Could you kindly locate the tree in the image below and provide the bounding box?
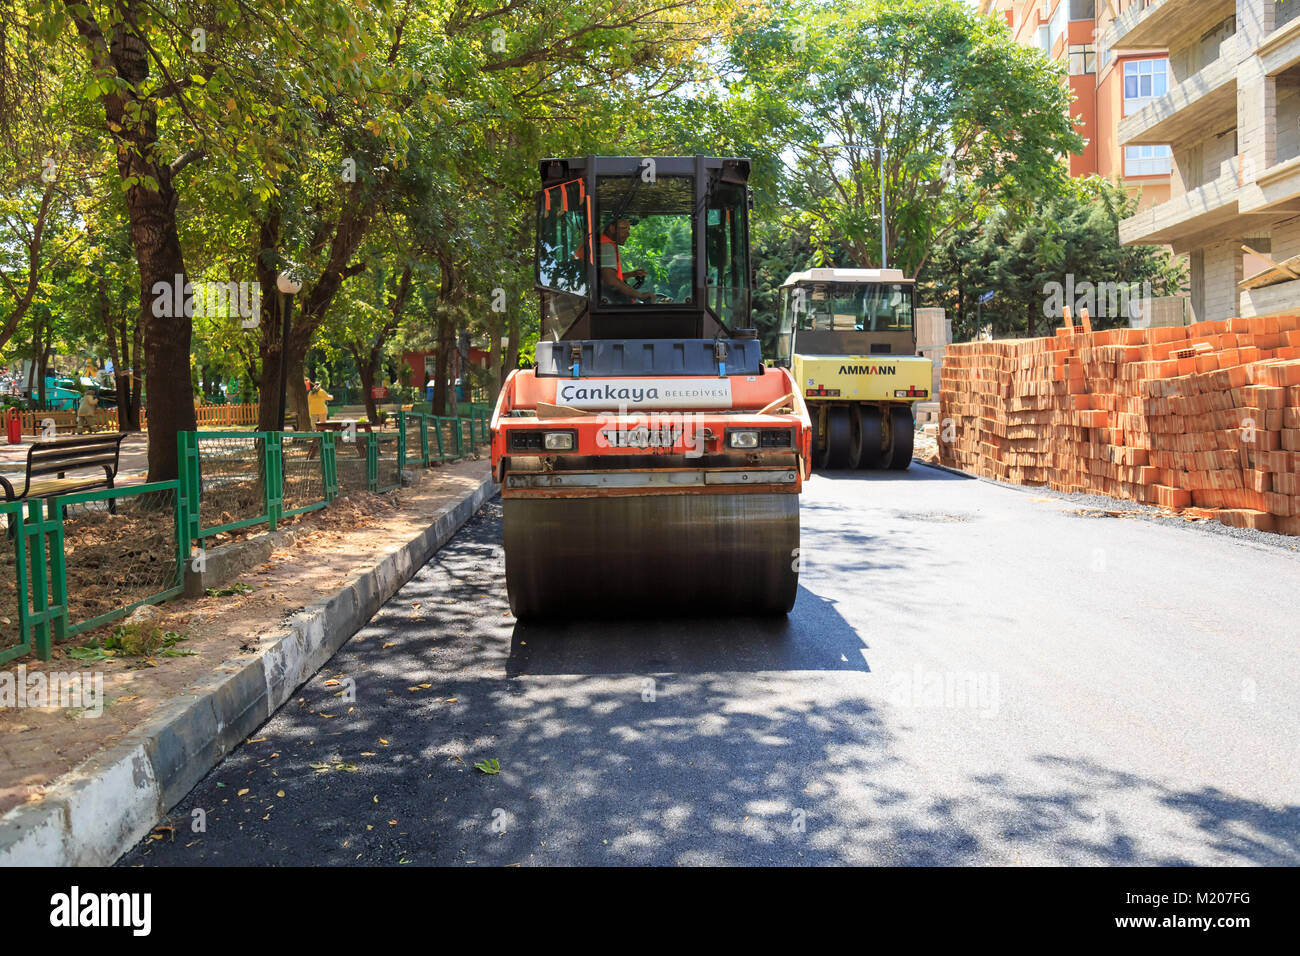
[921,177,1186,341]
[28,0,409,477]
[724,0,1084,277]
[0,3,97,352]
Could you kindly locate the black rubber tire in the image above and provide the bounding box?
[855,404,886,470]
[888,405,915,470]
[815,407,832,470]
[825,405,853,469]
[848,403,865,469]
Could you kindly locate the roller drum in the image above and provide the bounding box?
[503,492,800,620]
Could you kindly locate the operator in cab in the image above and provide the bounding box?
[598,218,654,304]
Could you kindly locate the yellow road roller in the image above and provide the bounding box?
[773,268,931,470]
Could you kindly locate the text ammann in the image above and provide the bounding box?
[838,365,897,375]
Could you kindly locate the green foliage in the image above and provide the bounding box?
[921,177,1187,341]
[4,0,1175,401]
[723,0,1083,276]
[67,625,191,660]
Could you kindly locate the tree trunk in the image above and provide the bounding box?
[433,311,453,417]
[288,356,311,431]
[62,5,197,478]
[275,186,377,427]
[38,337,52,409]
[129,312,144,429]
[357,355,379,422]
[34,317,47,407]
[99,282,137,431]
[254,203,283,431]
[256,311,285,433]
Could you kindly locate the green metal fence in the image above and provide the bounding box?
[397,410,490,467]
[1,501,33,665]
[0,482,185,663]
[374,433,401,493]
[50,482,185,638]
[335,430,370,497]
[0,416,492,663]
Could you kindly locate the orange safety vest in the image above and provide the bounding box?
[600,234,623,280]
[578,232,623,280]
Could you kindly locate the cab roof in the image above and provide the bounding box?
[780,268,911,287]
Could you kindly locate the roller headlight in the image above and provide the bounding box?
[728,430,759,449]
[544,431,575,451]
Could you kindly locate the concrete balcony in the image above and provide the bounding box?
[1240,154,1300,215]
[1108,0,1235,52]
[1118,36,1238,147]
[1119,157,1239,247]
[1260,13,1300,76]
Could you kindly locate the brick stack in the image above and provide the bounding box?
[939,314,1300,535]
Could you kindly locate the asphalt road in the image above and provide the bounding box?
[121,465,1300,865]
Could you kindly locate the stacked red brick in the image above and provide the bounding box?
[939,315,1300,535]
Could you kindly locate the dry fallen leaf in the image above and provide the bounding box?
[383,642,396,649]
[379,738,389,746]
[237,788,249,796]
[276,790,285,798]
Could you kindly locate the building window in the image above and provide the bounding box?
[1123,59,1168,112]
[1068,44,1097,75]
[1125,145,1172,176]
[1069,0,1096,18]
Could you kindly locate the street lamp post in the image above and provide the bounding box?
[819,141,889,269]
[275,271,302,431]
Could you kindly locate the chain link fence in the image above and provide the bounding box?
[375,433,402,492]
[190,433,269,536]
[334,432,370,497]
[54,484,184,637]
[281,433,328,516]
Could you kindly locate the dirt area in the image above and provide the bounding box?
[914,425,940,464]
[0,457,491,815]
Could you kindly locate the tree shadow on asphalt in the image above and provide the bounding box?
[117,501,1298,868]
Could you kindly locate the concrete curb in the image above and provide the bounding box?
[913,459,976,479]
[0,474,497,866]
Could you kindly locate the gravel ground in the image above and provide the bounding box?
[921,461,1300,554]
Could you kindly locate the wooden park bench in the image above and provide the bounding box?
[309,419,373,459]
[0,433,128,511]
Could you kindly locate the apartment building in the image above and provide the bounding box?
[1109,0,1300,321]
[979,0,1172,209]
